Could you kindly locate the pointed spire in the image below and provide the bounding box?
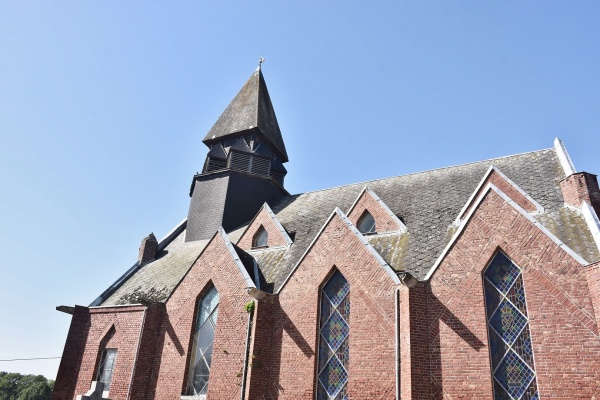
[203,67,288,162]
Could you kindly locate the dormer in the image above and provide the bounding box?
[347,187,407,235]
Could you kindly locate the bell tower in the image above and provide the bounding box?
[186,65,289,242]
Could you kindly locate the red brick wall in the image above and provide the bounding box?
[585,262,600,330]
[560,172,600,216]
[460,169,539,218]
[347,189,402,233]
[52,305,147,400]
[149,233,255,400]
[257,212,398,399]
[129,303,165,400]
[53,306,91,400]
[245,295,278,400]
[427,189,600,398]
[237,206,289,250]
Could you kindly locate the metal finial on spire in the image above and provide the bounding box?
[258,57,265,68]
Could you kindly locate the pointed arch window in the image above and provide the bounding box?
[483,252,539,400]
[357,210,376,234]
[253,226,268,248]
[317,270,350,400]
[185,285,220,397]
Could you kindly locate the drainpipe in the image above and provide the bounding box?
[395,287,400,399]
[240,306,254,400]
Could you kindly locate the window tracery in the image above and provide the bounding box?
[185,285,220,397]
[317,270,350,400]
[484,252,539,400]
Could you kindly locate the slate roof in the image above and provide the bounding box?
[202,67,289,162]
[98,147,600,306]
[237,147,599,292]
[101,232,209,306]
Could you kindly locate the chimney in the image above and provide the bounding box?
[560,172,600,216]
[138,233,158,265]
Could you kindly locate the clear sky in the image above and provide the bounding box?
[1,1,599,379]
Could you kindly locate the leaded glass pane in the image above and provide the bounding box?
[484,278,503,318]
[321,311,349,351]
[488,328,508,368]
[513,326,535,369]
[323,273,350,307]
[484,252,520,294]
[483,252,539,400]
[507,278,527,316]
[186,286,220,396]
[489,300,527,345]
[318,356,348,397]
[495,350,535,399]
[317,271,349,400]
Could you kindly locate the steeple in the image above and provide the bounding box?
[203,65,288,162]
[185,66,290,242]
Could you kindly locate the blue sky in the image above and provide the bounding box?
[1,1,599,379]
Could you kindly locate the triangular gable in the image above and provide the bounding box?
[277,207,401,293]
[347,186,407,234]
[425,183,588,281]
[455,165,543,223]
[166,227,256,303]
[237,203,293,250]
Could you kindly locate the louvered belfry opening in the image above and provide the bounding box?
[201,132,287,186]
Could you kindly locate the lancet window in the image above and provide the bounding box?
[185,285,220,397]
[483,252,539,400]
[317,270,350,400]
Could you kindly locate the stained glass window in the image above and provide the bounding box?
[185,285,220,396]
[317,270,350,400]
[483,252,539,400]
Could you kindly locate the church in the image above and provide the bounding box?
[52,66,600,400]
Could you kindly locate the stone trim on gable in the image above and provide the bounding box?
[455,165,544,223]
[236,203,293,250]
[426,183,588,281]
[277,207,401,294]
[347,186,407,234]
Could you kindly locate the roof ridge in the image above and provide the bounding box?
[288,147,555,197]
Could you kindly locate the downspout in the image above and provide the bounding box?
[240,307,254,400]
[127,306,147,400]
[395,287,400,400]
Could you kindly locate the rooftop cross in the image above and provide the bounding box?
[258,57,265,68]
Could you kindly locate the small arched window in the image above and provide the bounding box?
[185,285,220,397]
[357,210,376,234]
[253,226,268,248]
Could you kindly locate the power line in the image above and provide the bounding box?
[0,357,61,362]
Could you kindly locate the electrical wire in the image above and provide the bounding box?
[0,357,61,361]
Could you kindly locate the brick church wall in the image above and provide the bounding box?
[52,305,147,400]
[426,189,600,399]
[148,233,255,400]
[255,213,398,399]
